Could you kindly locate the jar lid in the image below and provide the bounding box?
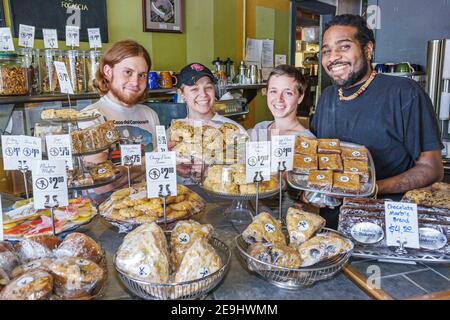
[0,52,18,58]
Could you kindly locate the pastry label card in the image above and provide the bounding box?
[271,135,295,172]
[87,28,102,49]
[385,201,419,249]
[31,160,68,210]
[0,28,14,51]
[120,144,142,166]
[1,135,42,170]
[156,125,168,152]
[145,151,177,198]
[65,25,80,47]
[18,24,35,48]
[46,135,73,170]
[43,29,58,49]
[54,61,74,94]
[245,141,271,183]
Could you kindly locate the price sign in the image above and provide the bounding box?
[145,152,177,198]
[18,24,35,48]
[385,201,420,249]
[87,28,102,49]
[31,160,68,210]
[0,195,3,241]
[271,135,295,172]
[245,141,271,183]
[0,28,15,51]
[65,25,80,47]
[43,29,58,49]
[46,135,73,170]
[156,125,168,152]
[1,135,42,170]
[120,144,142,166]
[53,61,74,94]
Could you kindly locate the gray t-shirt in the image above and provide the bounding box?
[250,120,315,141]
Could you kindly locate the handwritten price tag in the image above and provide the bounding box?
[145,152,177,198]
[87,28,102,49]
[46,135,73,170]
[1,135,42,170]
[18,24,35,48]
[271,135,295,172]
[385,201,420,249]
[43,29,58,49]
[245,141,271,183]
[0,27,15,51]
[31,160,68,210]
[65,25,80,47]
[53,61,74,94]
[120,144,142,166]
[156,125,168,152]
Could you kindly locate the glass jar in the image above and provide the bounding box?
[17,48,41,95]
[86,50,102,92]
[66,50,86,93]
[41,49,61,93]
[0,53,29,95]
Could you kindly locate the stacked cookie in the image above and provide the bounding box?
[293,136,370,194]
[170,120,247,165]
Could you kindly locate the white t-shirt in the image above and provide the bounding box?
[80,95,160,153]
[250,120,315,141]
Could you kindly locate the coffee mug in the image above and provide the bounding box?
[395,62,414,73]
[385,63,396,73]
[159,71,178,89]
[375,63,388,73]
[148,71,159,90]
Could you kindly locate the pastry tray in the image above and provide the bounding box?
[69,166,125,191]
[201,180,284,200]
[287,141,376,198]
[351,246,450,264]
[40,113,101,123]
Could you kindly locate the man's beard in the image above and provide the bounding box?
[109,79,145,106]
[329,54,369,88]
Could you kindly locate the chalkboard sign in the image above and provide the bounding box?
[8,0,108,42]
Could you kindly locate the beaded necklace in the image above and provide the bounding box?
[338,70,377,101]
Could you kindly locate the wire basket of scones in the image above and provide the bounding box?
[0,232,107,300]
[99,182,206,233]
[113,220,231,300]
[235,208,354,288]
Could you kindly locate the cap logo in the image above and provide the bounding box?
[191,64,204,71]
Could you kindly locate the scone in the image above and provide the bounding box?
[294,154,318,174]
[202,125,223,150]
[170,121,194,143]
[318,154,343,171]
[286,207,325,247]
[242,212,286,246]
[174,238,222,283]
[0,270,54,300]
[318,139,341,154]
[49,257,105,299]
[295,136,318,155]
[170,220,214,269]
[115,223,170,283]
[332,172,360,193]
[297,233,353,267]
[11,258,55,278]
[307,170,333,190]
[341,146,368,161]
[343,159,369,182]
[54,233,103,264]
[247,243,301,269]
[220,123,242,146]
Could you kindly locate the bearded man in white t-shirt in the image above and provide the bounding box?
[80,40,159,193]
